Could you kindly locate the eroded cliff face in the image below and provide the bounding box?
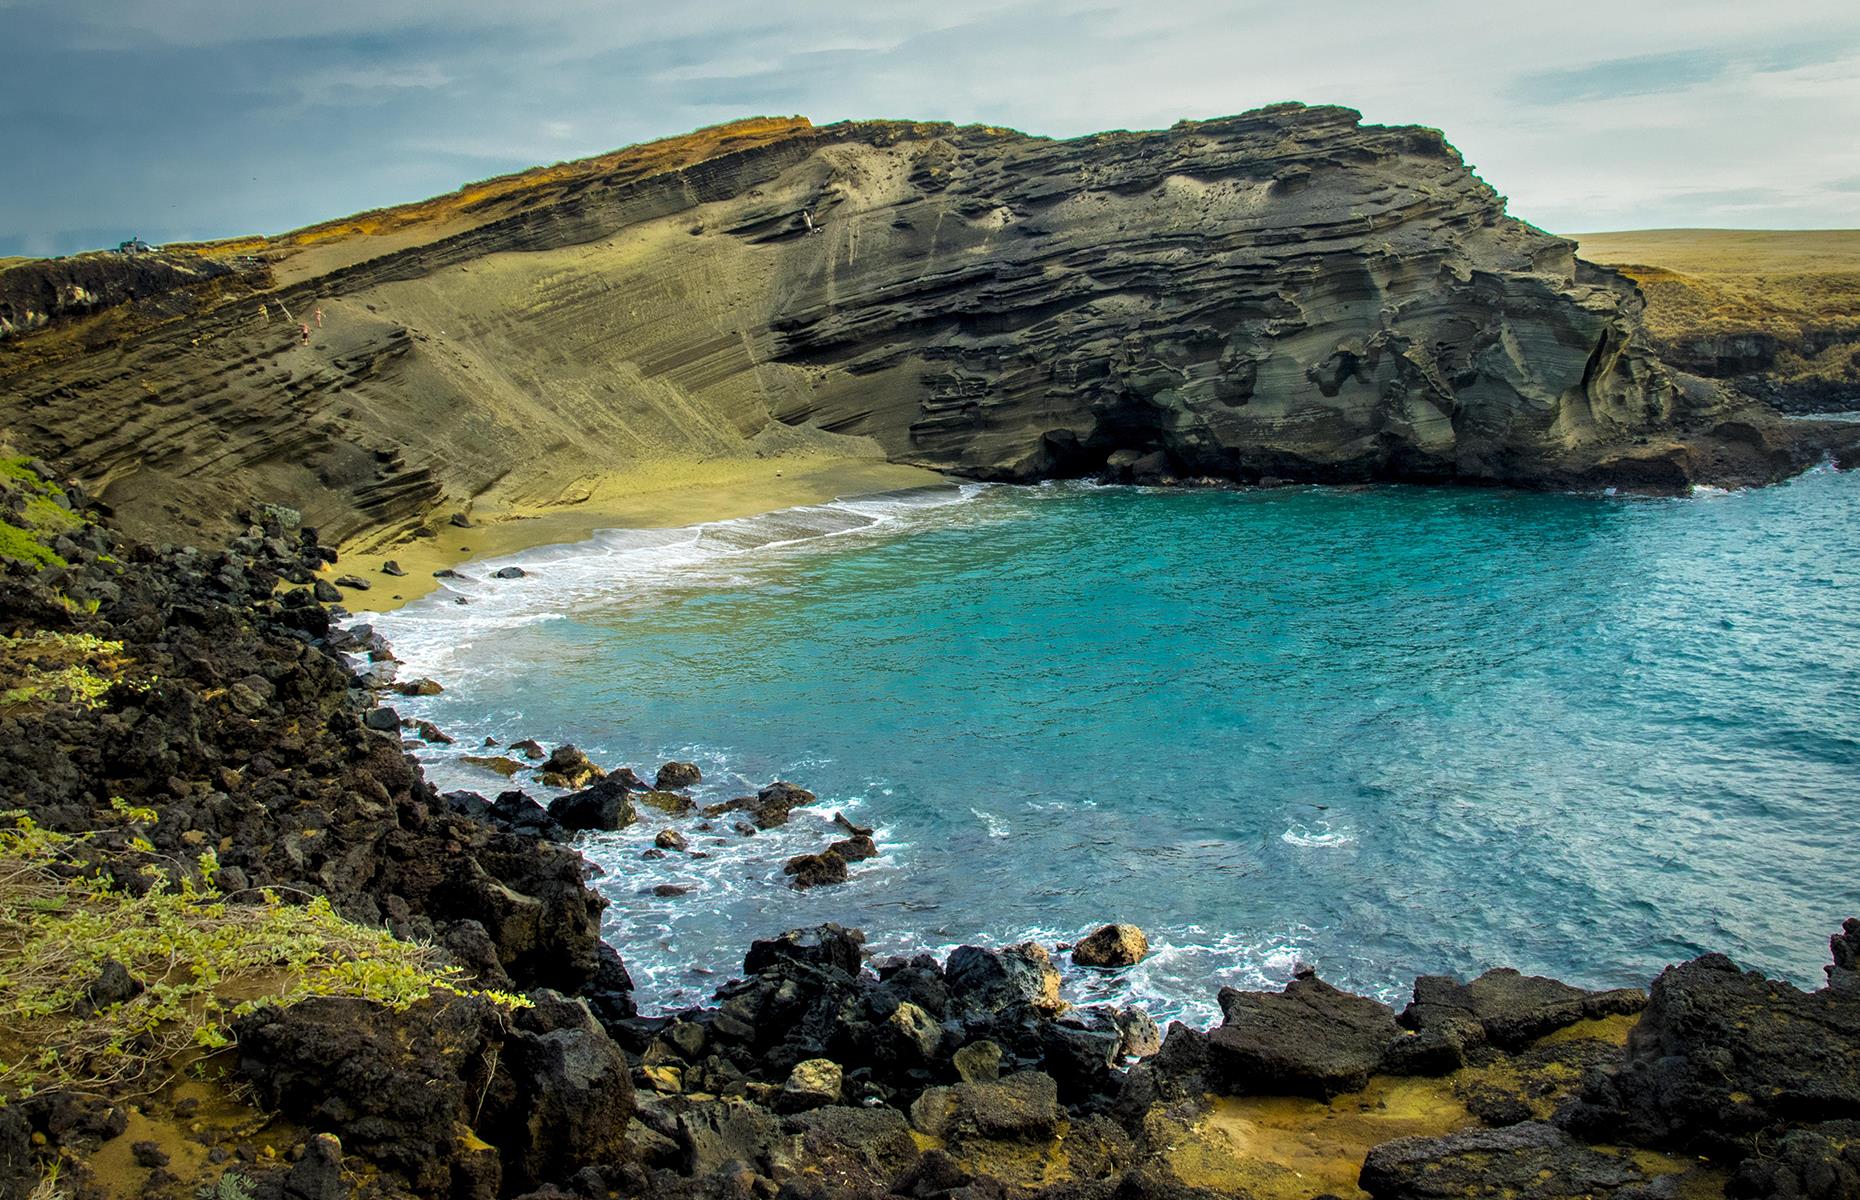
[0,106,1835,547]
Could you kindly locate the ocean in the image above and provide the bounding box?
[365,469,1860,1025]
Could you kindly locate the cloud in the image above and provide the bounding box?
[2,0,1856,252]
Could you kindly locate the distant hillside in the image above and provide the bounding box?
[1576,229,1860,411]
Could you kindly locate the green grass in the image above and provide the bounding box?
[0,819,528,1099]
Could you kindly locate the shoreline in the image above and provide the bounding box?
[335,455,950,613]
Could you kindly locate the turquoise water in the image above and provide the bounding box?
[369,471,1860,1023]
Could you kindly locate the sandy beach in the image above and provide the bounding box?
[333,454,948,612]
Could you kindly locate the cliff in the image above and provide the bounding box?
[2,107,1849,552]
[1576,229,1860,413]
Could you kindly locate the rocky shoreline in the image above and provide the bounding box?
[2,460,1858,1200]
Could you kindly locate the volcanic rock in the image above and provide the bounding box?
[1209,975,1401,1098]
[655,760,702,789]
[1073,923,1150,968]
[1359,1122,1667,1199]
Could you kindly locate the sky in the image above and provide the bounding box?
[2,0,1857,256]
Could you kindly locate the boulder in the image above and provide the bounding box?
[677,1099,782,1177]
[540,744,603,790]
[784,849,849,889]
[461,754,525,777]
[1208,975,1400,1098]
[637,790,696,815]
[946,943,1065,1016]
[1359,1123,1667,1199]
[744,924,866,978]
[393,677,443,696]
[412,719,452,744]
[508,738,546,760]
[653,829,687,852]
[495,993,635,1191]
[655,761,702,790]
[1399,967,1644,1049]
[280,1133,346,1200]
[779,1106,920,1192]
[827,833,878,862]
[312,579,342,603]
[334,574,371,590]
[381,560,406,576]
[492,566,527,579]
[908,1071,1061,1143]
[1073,923,1150,968]
[547,778,638,832]
[710,781,817,829]
[778,1059,843,1112]
[1564,941,1860,1158]
[953,1040,1003,1083]
[362,706,401,732]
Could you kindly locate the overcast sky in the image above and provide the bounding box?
[3,0,1856,256]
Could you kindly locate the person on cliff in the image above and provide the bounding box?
[298,322,310,345]
[314,305,324,328]
[257,302,269,325]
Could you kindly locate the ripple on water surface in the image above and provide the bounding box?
[365,471,1860,1024]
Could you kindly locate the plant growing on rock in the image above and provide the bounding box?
[0,818,525,1100]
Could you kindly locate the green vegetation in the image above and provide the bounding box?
[0,818,526,1100]
[0,632,130,713]
[0,455,77,569]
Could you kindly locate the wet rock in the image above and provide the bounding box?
[833,812,873,837]
[508,738,546,760]
[462,754,525,776]
[540,744,603,790]
[1208,975,1401,1098]
[778,1059,843,1112]
[784,849,849,889]
[710,781,817,829]
[946,943,1065,1016]
[1359,1122,1665,1199]
[412,719,452,744]
[1116,1008,1163,1059]
[362,707,401,732]
[654,829,688,852]
[1073,923,1150,968]
[1399,967,1644,1049]
[1830,918,1860,995]
[827,833,878,862]
[743,925,866,978]
[656,761,702,790]
[547,778,638,832]
[638,790,697,815]
[1564,940,1860,1158]
[492,566,527,579]
[393,677,443,696]
[909,1071,1061,1143]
